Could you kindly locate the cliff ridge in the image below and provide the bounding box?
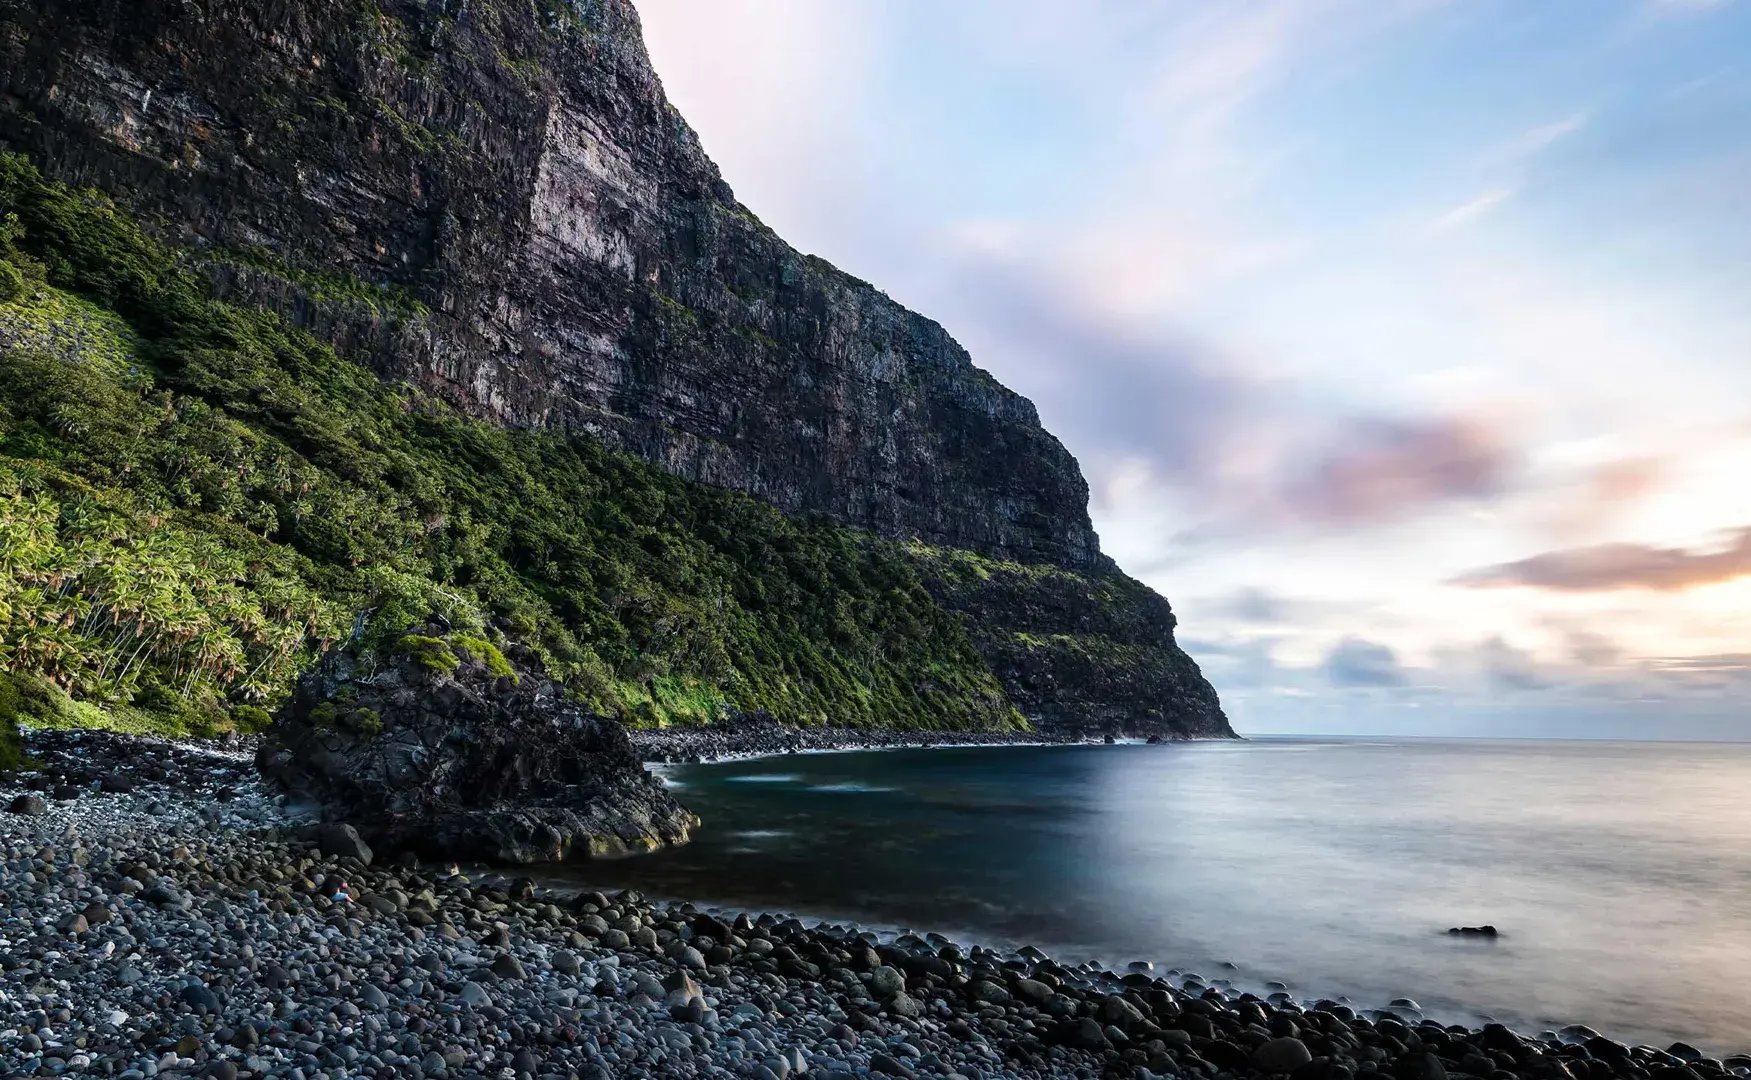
[0,0,1232,739]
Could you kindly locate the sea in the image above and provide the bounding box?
[550,737,1751,1055]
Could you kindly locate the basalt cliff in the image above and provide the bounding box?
[0,0,1231,740]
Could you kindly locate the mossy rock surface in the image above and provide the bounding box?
[259,617,697,863]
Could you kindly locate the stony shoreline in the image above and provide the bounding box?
[4,729,1744,1080]
[629,715,1225,764]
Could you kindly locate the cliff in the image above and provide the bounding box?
[0,0,1232,738]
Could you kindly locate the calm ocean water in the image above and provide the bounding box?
[553,738,1751,1055]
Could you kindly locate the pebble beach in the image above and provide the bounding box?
[4,729,1746,1080]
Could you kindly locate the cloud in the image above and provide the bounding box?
[1525,453,1669,542]
[1456,526,1751,591]
[1279,415,1517,526]
[634,0,886,254]
[1587,455,1667,503]
[948,255,1528,533]
[1325,637,1407,687]
[1565,628,1627,668]
[1488,113,1590,165]
[1428,188,1514,232]
[1477,636,1554,691]
[932,248,1258,488]
[1423,115,1587,233]
[1180,635,1288,690]
[1212,587,1285,623]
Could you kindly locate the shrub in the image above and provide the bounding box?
[230,704,275,733]
[348,707,383,736]
[395,634,459,675]
[0,713,20,775]
[453,634,516,680]
[0,670,80,727]
[0,258,23,302]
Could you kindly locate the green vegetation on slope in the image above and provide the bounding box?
[0,152,1021,735]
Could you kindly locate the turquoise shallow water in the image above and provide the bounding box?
[552,737,1751,1054]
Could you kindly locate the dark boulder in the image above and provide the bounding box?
[1447,925,1500,938]
[258,617,697,864]
[316,823,374,865]
[6,793,46,816]
[1396,1051,1450,1080]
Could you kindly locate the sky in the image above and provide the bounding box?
[633,0,1751,739]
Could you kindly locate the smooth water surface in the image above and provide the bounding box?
[555,738,1751,1053]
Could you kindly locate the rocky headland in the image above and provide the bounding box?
[5,727,1746,1080]
[0,0,1231,744]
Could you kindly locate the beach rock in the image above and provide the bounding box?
[1478,1024,1525,1052]
[662,970,702,1011]
[317,823,373,865]
[887,992,923,1018]
[870,1053,916,1079]
[7,793,46,815]
[457,981,492,1008]
[1396,1051,1449,1080]
[1012,978,1054,1006]
[552,950,582,975]
[259,618,698,863]
[144,883,190,911]
[1098,994,1147,1029]
[869,965,907,999]
[1447,925,1499,938]
[1056,1016,1111,1052]
[1255,1037,1315,1073]
[1201,1040,1253,1072]
[1584,1036,1633,1065]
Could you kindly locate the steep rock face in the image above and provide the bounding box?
[0,0,1097,569]
[0,0,1233,738]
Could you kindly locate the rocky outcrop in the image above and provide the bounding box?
[914,552,1231,739]
[258,619,697,863]
[0,0,1232,738]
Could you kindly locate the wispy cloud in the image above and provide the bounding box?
[1279,415,1517,525]
[1486,113,1591,166]
[1427,187,1516,232]
[1456,527,1751,591]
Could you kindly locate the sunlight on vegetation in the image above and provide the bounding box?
[0,152,1020,736]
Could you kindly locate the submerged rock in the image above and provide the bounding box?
[258,617,697,863]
